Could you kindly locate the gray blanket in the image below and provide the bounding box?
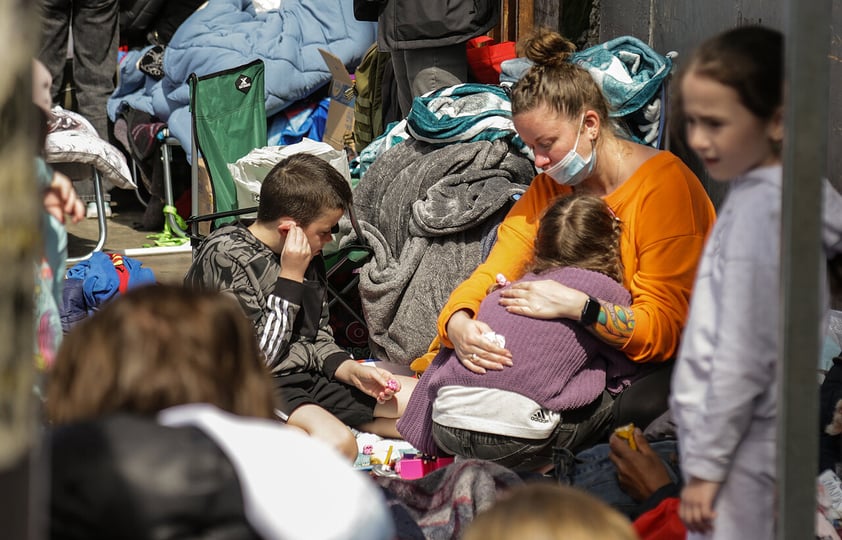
[347,138,535,364]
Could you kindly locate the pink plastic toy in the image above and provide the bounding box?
[386,379,399,392]
[396,456,455,479]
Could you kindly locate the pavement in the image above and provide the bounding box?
[65,188,193,285]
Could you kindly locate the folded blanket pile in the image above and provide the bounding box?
[347,137,534,365]
[356,83,532,179]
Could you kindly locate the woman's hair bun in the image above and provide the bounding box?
[519,27,577,68]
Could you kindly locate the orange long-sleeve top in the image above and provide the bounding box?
[431,151,715,367]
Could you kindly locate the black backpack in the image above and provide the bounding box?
[352,0,387,21]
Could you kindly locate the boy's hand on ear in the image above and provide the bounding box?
[279,223,312,282]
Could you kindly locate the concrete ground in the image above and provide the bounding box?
[65,188,193,285]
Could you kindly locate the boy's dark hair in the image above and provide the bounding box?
[528,194,624,282]
[256,153,352,225]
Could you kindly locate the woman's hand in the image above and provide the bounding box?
[279,223,312,282]
[446,310,512,374]
[679,476,721,533]
[334,361,399,403]
[498,280,587,320]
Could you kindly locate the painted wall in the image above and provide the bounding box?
[598,0,842,207]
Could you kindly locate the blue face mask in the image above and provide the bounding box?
[543,115,596,186]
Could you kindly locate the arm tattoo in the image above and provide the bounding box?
[591,301,635,347]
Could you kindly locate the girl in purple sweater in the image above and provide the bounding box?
[397,194,642,472]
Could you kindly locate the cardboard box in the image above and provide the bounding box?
[319,48,355,152]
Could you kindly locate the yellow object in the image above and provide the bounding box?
[384,445,394,466]
[614,423,637,450]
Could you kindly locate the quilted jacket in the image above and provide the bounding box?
[377,0,499,50]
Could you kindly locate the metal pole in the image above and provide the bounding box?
[0,1,41,539]
[778,1,832,538]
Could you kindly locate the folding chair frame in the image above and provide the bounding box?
[66,166,108,262]
[325,203,373,328]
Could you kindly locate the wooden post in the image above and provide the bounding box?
[492,0,535,43]
[0,1,42,539]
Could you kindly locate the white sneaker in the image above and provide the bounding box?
[85,201,112,219]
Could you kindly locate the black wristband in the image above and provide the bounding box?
[580,296,601,326]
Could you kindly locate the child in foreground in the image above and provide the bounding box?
[462,483,638,540]
[47,284,394,540]
[671,25,842,538]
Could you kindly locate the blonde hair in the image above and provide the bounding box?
[462,483,639,540]
[511,28,612,127]
[46,284,278,423]
[528,194,624,282]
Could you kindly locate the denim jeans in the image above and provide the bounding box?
[431,391,615,472]
[554,439,682,519]
[390,44,468,116]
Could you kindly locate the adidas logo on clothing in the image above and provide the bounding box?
[530,409,552,424]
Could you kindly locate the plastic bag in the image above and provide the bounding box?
[227,138,351,215]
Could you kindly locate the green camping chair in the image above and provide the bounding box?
[189,59,267,232]
[159,59,267,242]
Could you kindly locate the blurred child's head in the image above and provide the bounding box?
[32,59,53,113]
[47,284,278,423]
[529,194,624,282]
[462,483,639,540]
[676,25,784,181]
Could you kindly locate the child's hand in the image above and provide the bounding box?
[608,428,673,502]
[679,476,721,533]
[336,361,399,403]
[44,171,84,224]
[279,223,312,282]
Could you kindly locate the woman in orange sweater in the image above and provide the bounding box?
[433,29,716,430]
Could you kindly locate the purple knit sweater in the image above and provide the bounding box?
[397,267,638,455]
